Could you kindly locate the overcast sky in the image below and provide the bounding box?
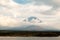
[0,0,60,31]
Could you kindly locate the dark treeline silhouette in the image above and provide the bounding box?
[0,30,59,37]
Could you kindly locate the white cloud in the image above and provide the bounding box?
[53,0,60,4]
[0,0,60,30]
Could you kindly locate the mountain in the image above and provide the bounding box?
[24,16,42,23]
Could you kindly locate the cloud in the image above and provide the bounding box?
[52,0,60,4]
[0,0,60,30]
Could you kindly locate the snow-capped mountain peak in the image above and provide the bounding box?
[24,16,42,23]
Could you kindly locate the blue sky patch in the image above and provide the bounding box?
[13,0,31,4]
